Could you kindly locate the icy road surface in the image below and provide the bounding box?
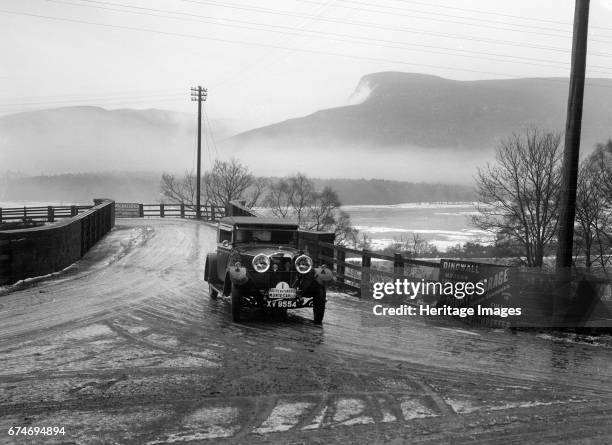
[0,219,611,444]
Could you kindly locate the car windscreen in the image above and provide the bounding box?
[235,229,297,246]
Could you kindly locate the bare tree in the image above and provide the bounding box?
[473,128,562,267]
[160,159,263,209]
[266,178,293,218]
[246,177,268,208]
[358,232,372,250]
[160,171,198,209]
[334,210,359,247]
[306,186,341,231]
[265,173,314,223]
[409,233,435,257]
[265,173,358,245]
[204,158,255,208]
[574,154,608,270]
[288,173,314,225]
[595,140,612,206]
[386,233,438,257]
[576,141,612,273]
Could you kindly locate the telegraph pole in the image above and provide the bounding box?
[191,86,207,219]
[555,0,590,270]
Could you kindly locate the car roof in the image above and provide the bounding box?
[219,216,299,229]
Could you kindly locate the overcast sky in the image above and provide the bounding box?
[2,0,612,132]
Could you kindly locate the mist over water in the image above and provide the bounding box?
[224,142,492,184]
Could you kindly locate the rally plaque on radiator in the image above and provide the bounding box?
[268,282,297,299]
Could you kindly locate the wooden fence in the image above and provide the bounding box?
[306,241,612,327]
[141,204,225,220]
[311,241,440,297]
[114,203,226,220]
[0,205,93,224]
[0,200,115,285]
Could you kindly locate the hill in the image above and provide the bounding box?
[223,73,612,182]
[0,106,233,175]
[229,72,612,150]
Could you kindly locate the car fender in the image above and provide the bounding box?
[314,266,333,286]
[223,272,232,296]
[204,253,218,283]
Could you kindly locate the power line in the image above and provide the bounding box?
[0,93,191,110]
[296,0,581,38]
[0,9,541,79]
[172,0,612,54]
[0,87,184,101]
[391,0,612,32]
[56,0,581,41]
[2,8,612,91]
[40,0,612,72]
[0,91,186,108]
[176,0,612,44]
[172,0,338,90]
[203,118,214,168]
[203,108,219,159]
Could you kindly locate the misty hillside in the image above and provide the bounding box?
[0,173,475,206]
[227,72,612,150]
[3,74,611,184]
[221,73,612,183]
[0,106,233,174]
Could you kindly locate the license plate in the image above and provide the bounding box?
[266,299,298,308]
[268,288,297,299]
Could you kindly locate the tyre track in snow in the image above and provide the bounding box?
[0,219,611,444]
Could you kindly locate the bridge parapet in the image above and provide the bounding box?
[0,199,115,285]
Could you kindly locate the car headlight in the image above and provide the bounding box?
[252,253,270,273]
[295,254,313,274]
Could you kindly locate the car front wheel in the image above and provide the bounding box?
[313,287,326,324]
[231,284,242,322]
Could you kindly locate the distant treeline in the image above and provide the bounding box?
[1,173,164,204]
[314,178,475,205]
[1,172,475,205]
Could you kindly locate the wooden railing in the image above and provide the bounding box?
[310,241,440,297]
[0,202,230,223]
[0,200,115,285]
[114,202,226,220]
[0,205,93,223]
[141,204,225,220]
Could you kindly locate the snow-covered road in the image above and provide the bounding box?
[1,219,611,444]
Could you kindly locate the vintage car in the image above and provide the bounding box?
[204,216,333,323]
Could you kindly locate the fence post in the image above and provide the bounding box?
[180,204,185,218]
[360,249,371,298]
[139,204,144,217]
[160,204,165,218]
[394,253,404,279]
[0,208,3,223]
[337,249,346,284]
[71,205,77,217]
[47,206,54,222]
[23,206,27,220]
[211,205,216,221]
